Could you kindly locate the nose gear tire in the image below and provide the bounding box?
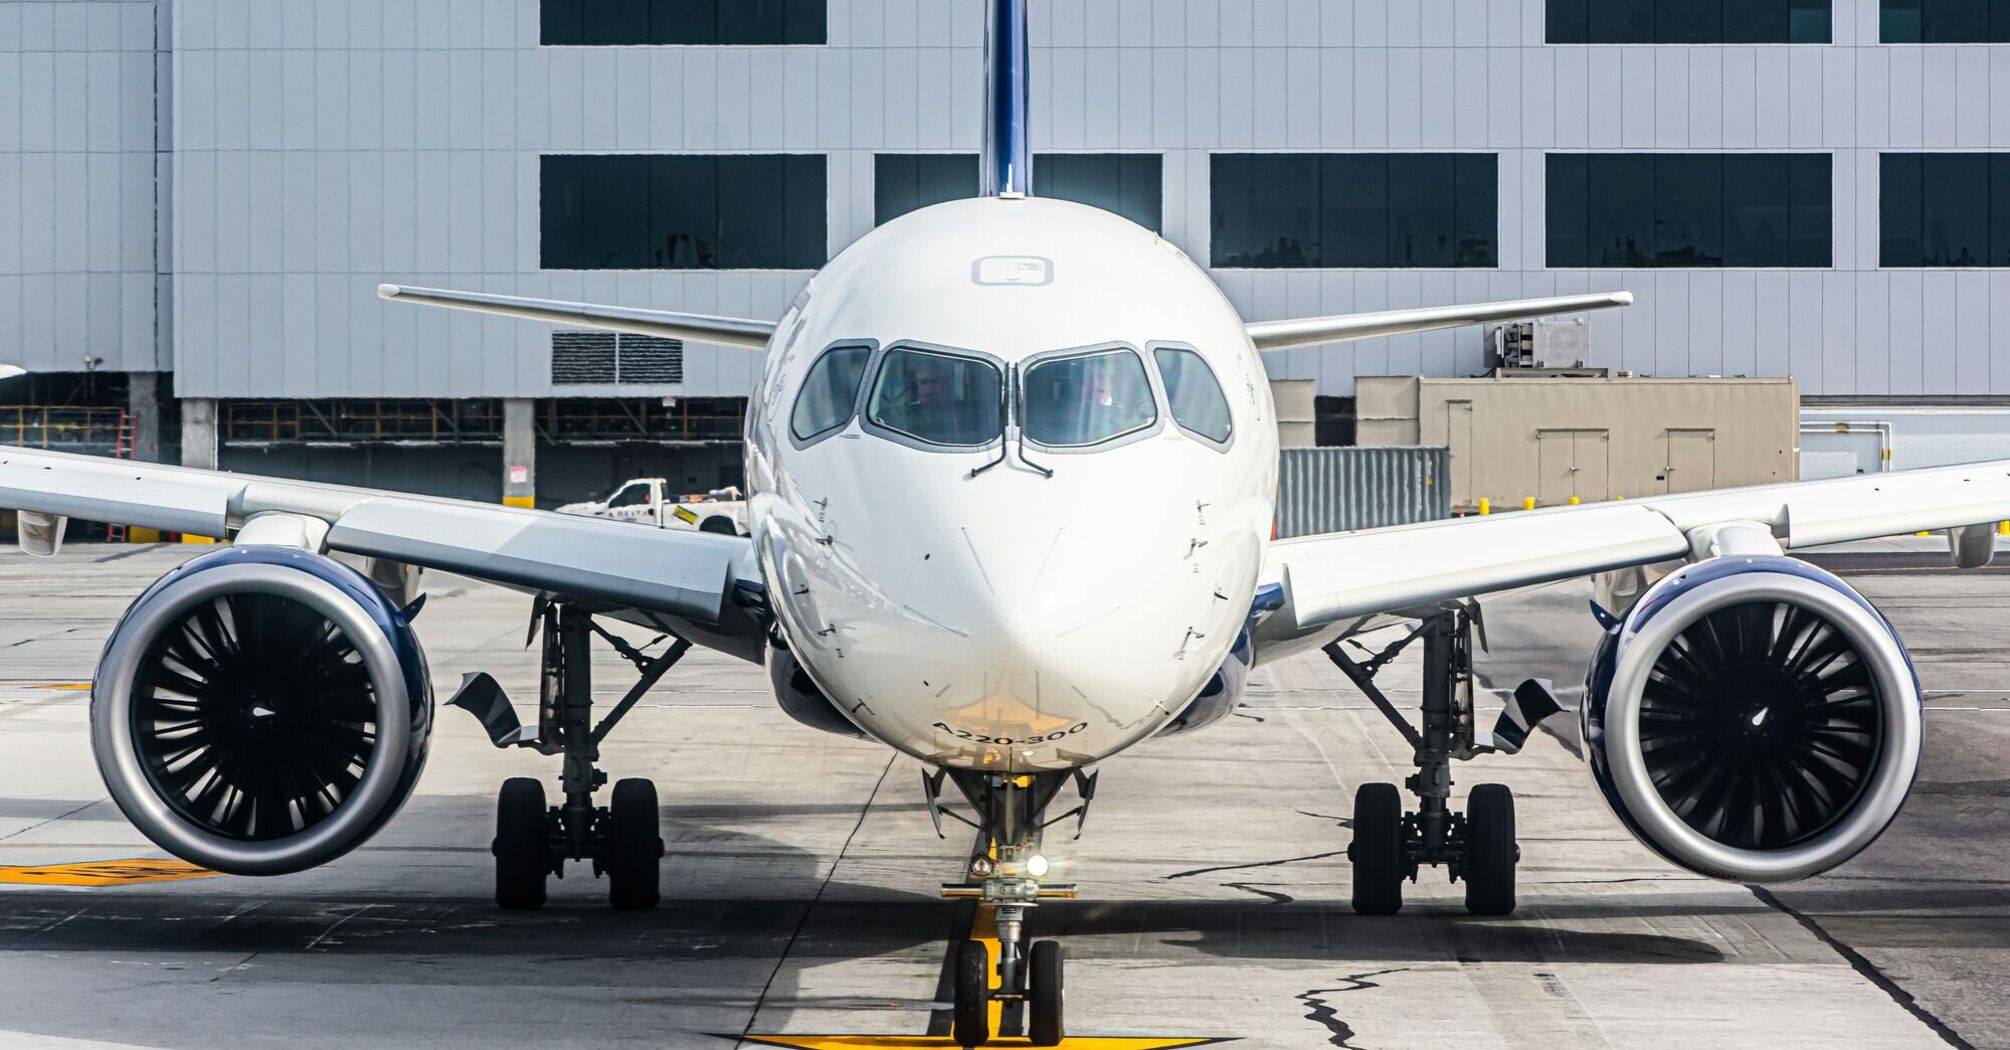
[1028,939,1064,1046]
[953,939,992,1048]
[494,777,549,910]
[1349,782,1405,915]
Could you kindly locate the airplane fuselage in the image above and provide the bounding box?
[746,197,1278,772]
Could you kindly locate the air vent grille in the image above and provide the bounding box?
[551,332,684,385]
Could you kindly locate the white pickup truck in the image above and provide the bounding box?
[555,478,749,536]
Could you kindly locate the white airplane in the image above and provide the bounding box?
[0,2,1997,1045]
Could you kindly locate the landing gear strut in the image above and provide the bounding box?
[930,769,1086,1048]
[450,601,688,910]
[1326,607,1546,917]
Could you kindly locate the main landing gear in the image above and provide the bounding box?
[926,768,1092,1048]
[450,600,690,910]
[1325,606,1560,917]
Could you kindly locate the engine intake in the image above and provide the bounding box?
[1584,555,1921,882]
[91,546,432,875]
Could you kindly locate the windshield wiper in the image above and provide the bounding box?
[968,368,1012,478]
[1010,365,1053,477]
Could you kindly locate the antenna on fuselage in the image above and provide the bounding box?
[981,0,1032,198]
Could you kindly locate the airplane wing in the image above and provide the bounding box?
[0,446,769,661]
[377,284,776,349]
[1245,291,1633,351]
[1256,460,2010,662]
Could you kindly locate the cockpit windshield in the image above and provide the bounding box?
[866,348,1004,447]
[1021,348,1158,447]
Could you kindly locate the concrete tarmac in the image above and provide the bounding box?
[0,544,2002,1049]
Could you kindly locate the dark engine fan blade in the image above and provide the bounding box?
[1638,600,1882,851]
[131,592,381,842]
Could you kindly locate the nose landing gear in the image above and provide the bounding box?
[1325,607,1558,916]
[930,769,1087,1048]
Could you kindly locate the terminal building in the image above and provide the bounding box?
[4,0,2010,505]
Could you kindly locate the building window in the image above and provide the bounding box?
[1547,0,1831,42]
[1881,154,2010,267]
[874,155,977,225]
[872,154,1164,231]
[542,0,827,45]
[1210,154,1498,269]
[1881,0,2010,42]
[541,154,827,270]
[1546,154,1832,268]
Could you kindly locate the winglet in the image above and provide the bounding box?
[377,283,776,350]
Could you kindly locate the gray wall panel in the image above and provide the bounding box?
[8,0,2010,398]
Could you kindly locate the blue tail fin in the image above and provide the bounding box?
[980,0,1031,198]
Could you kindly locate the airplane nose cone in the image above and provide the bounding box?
[898,516,1194,733]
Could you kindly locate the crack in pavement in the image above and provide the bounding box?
[1221,881,1294,904]
[1297,968,1407,1048]
[1165,850,1347,880]
[1749,885,1976,1050]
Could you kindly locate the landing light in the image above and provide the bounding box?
[1027,853,1049,877]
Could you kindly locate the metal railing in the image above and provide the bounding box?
[0,406,131,452]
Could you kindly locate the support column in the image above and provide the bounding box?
[125,372,163,462]
[180,398,217,471]
[503,398,536,508]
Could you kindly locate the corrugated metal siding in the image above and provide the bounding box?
[1275,446,1450,538]
[0,0,164,375]
[9,1,2010,396]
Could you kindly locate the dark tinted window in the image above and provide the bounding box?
[1040,155,1164,232]
[1550,0,1830,42]
[542,155,826,270]
[1211,154,1497,268]
[1881,153,2010,267]
[866,349,1003,447]
[875,155,976,225]
[1154,347,1232,444]
[543,0,827,44]
[791,345,871,442]
[1546,154,1831,268]
[873,153,1163,231]
[1882,0,2010,40]
[1021,350,1158,448]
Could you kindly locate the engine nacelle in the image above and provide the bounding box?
[91,546,433,875]
[1584,555,1922,882]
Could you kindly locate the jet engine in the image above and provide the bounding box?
[1583,555,1921,882]
[91,546,433,875]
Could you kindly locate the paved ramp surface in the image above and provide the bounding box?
[0,545,2001,1049]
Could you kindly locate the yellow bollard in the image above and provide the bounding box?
[1478,498,1491,516]
[1999,520,2008,537]
[1916,531,1931,538]
[1522,497,1537,511]
[1568,496,1581,506]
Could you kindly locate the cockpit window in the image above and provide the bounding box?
[1153,346,1233,444]
[866,348,1003,447]
[1021,349,1158,447]
[791,344,872,442]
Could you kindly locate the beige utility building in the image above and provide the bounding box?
[1357,376,1800,512]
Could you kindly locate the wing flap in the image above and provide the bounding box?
[0,445,755,628]
[1270,502,1688,628]
[325,499,745,623]
[1648,460,2010,549]
[0,446,237,537]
